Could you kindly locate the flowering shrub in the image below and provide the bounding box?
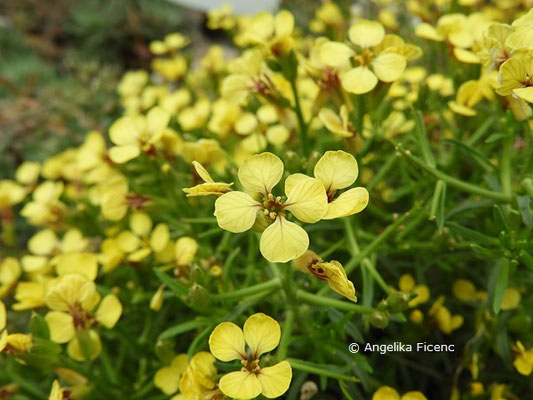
[1,1,533,399]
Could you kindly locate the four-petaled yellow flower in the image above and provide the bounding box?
[496,49,533,103]
[214,152,328,263]
[209,313,292,399]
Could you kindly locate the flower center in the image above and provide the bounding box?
[70,302,96,330]
[241,358,262,374]
[262,193,286,220]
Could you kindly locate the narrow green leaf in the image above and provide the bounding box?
[429,180,446,233]
[493,205,510,233]
[516,195,532,228]
[153,268,188,296]
[488,258,510,314]
[158,318,208,340]
[413,110,436,168]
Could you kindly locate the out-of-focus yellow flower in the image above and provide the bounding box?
[398,273,430,307]
[428,296,463,334]
[15,161,41,186]
[500,287,521,310]
[207,4,235,30]
[319,106,356,138]
[321,20,420,94]
[0,180,28,209]
[154,354,189,395]
[108,106,170,164]
[214,152,328,262]
[449,73,497,116]
[150,33,189,55]
[506,9,533,50]
[239,10,295,56]
[44,274,122,361]
[372,385,428,400]
[20,181,64,226]
[0,300,33,356]
[496,49,533,103]
[513,341,533,376]
[178,352,220,400]
[208,313,292,399]
[293,250,357,301]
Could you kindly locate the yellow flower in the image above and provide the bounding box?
[513,341,533,376]
[49,380,68,400]
[398,273,430,307]
[108,106,171,163]
[207,4,235,30]
[149,33,189,55]
[320,20,419,94]
[506,9,533,50]
[115,212,170,262]
[214,152,328,263]
[428,296,463,334]
[44,274,122,361]
[0,180,28,209]
[496,49,533,103]
[372,386,427,400]
[221,49,267,104]
[182,161,233,197]
[155,354,189,395]
[16,161,41,185]
[287,150,369,220]
[178,352,220,400]
[500,288,521,310]
[293,250,357,301]
[0,300,33,356]
[319,106,357,138]
[20,181,65,226]
[208,313,292,399]
[239,10,295,56]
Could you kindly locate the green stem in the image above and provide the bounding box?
[501,134,513,206]
[396,144,512,202]
[296,290,375,313]
[277,308,295,360]
[288,358,359,382]
[342,218,391,294]
[290,79,309,156]
[211,278,282,301]
[344,210,413,274]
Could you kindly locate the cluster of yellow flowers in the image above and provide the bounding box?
[1,0,532,399]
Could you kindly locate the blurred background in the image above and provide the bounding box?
[0,0,325,179]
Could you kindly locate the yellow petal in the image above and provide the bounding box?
[341,67,378,94]
[349,20,385,48]
[95,294,122,328]
[284,177,328,223]
[127,247,152,262]
[130,212,153,237]
[109,145,141,164]
[257,361,292,398]
[55,253,98,281]
[238,152,284,195]
[260,217,309,263]
[67,330,102,361]
[192,161,214,183]
[46,274,96,312]
[150,285,165,311]
[266,125,290,146]
[453,48,480,64]
[319,41,354,68]
[214,191,260,233]
[154,366,180,395]
[182,182,233,197]
[117,231,141,253]
[415,23,444,41]
[45,311,75,343]
[501,288,521,310]
[372,53,406,82]
[28,229,57,255]
[208,321,246,361]
[505,26,533,50]
[243,313,281,359]
[235,113,258,135]
[312,261,357,301]
[109,116,141,146]
[324,187,369,219]
[410,285,430,307]
[189,351,217,389]
[150,223,170,252]
[146,106,170,140]
[399,274,415,292]
[373,386,401,400]
[401,392,428,400]
[314,150,359,192]
[319,108,350,137]
[0,301,6,330]
[275,10,294,37]
[284,173,308,197]
[175,237,198,265]
[513,87,533,103]
[219,371,262,400]
[241,132,268,153]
